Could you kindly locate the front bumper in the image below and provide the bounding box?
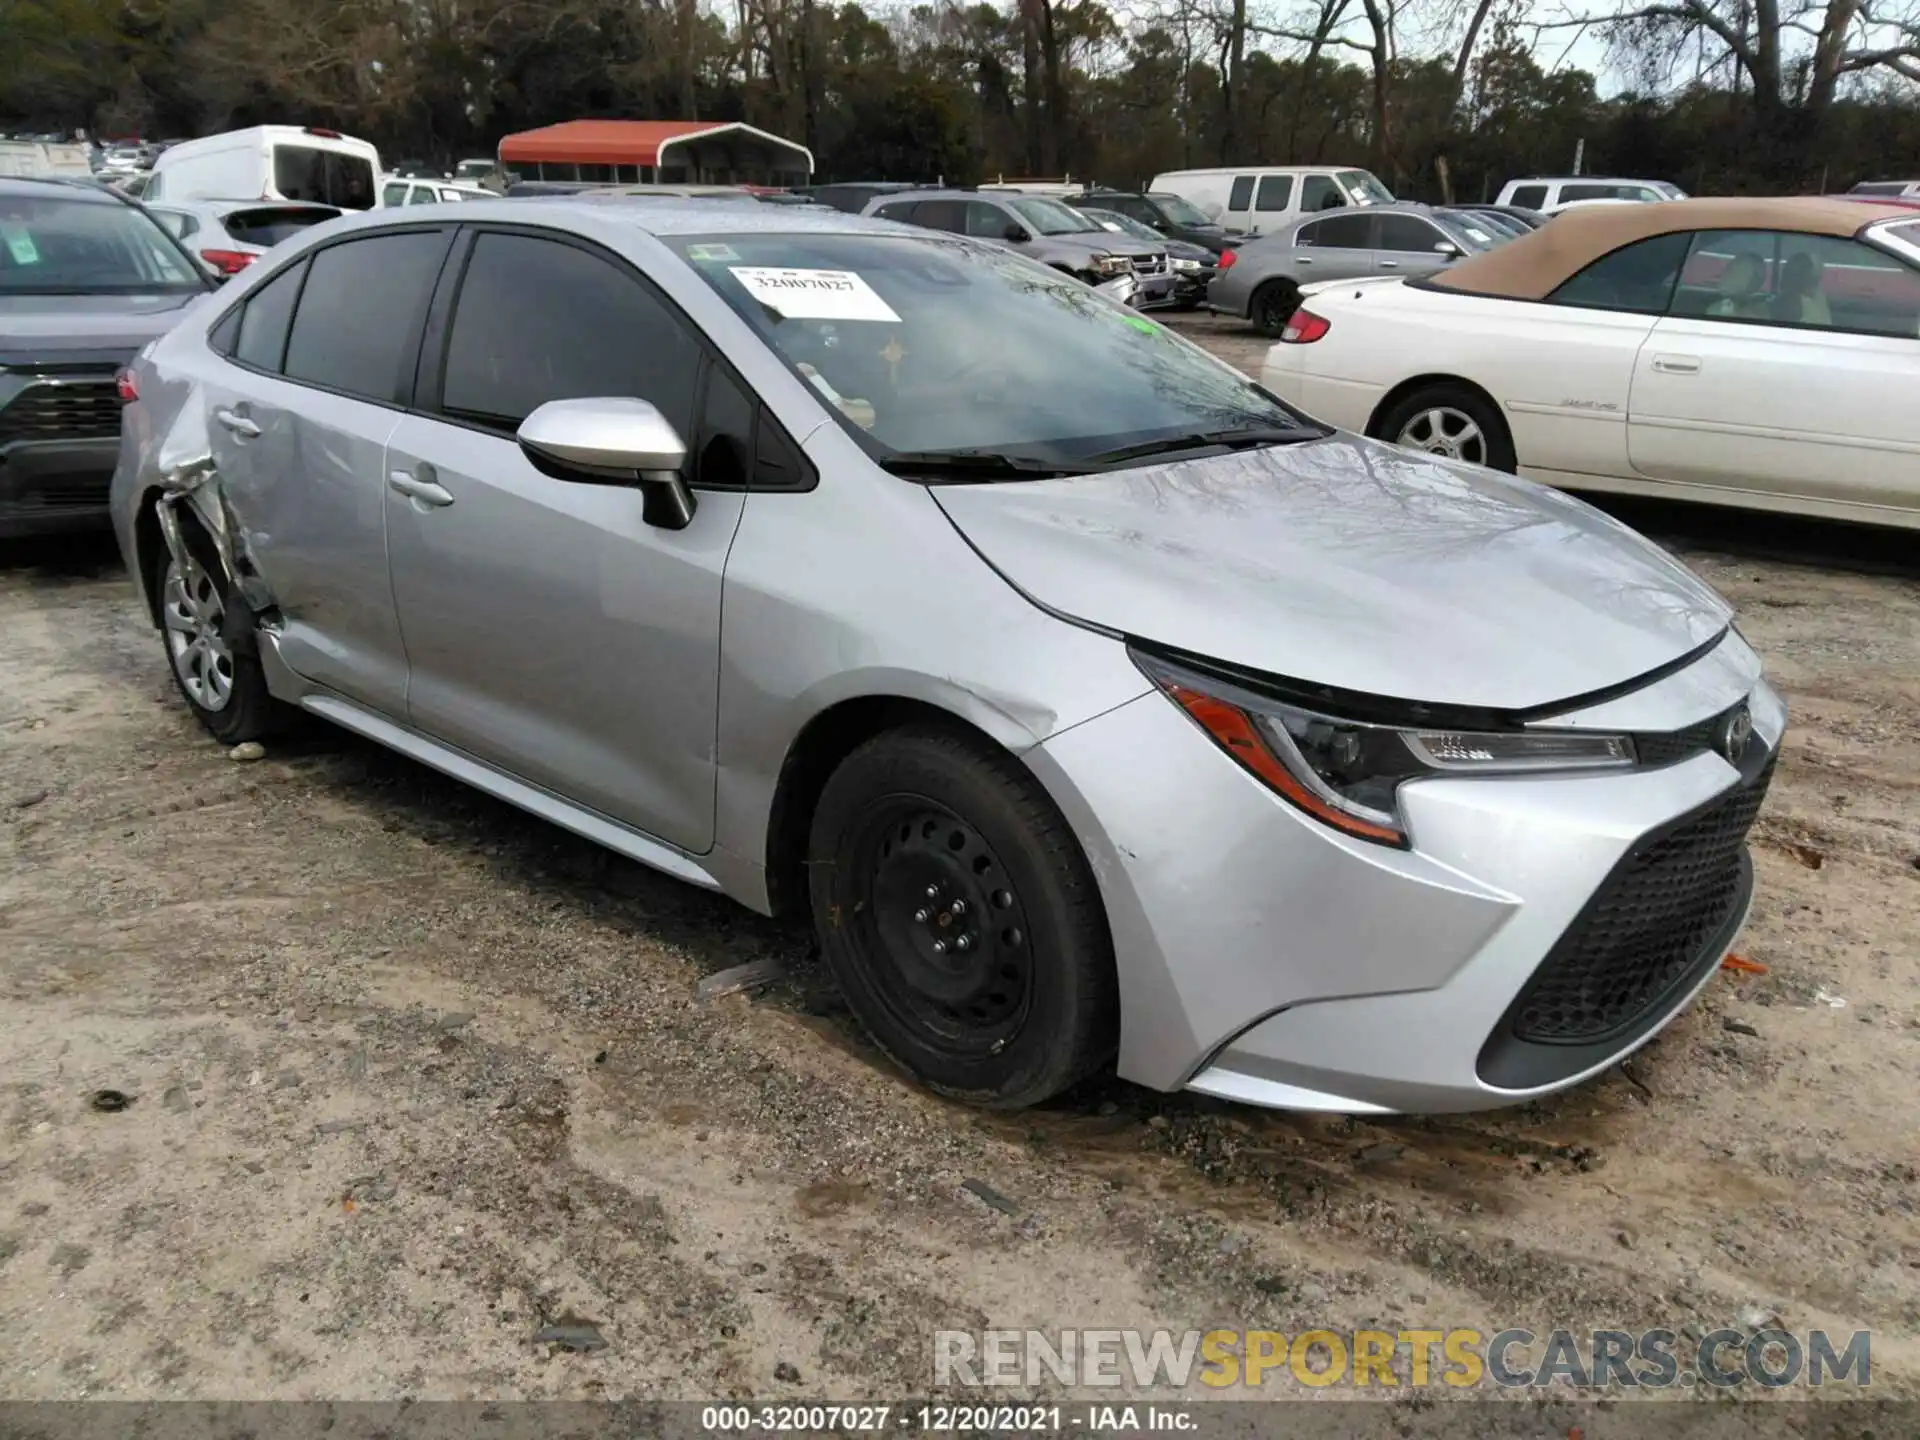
[1026,633,1783,1113]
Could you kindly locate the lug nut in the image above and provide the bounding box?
[931,940,947,956]
[955,935,973,952]
[914,908,930,923]
[950,899,967,916]
[925,884,939,898]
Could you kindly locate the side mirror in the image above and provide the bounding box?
[1003,223,1031,243]
[1434,241,1461,258]
[517,397,697,530]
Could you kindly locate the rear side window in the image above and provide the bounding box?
[1228,176,1255,211]
[382,182,408,206]
[1298,213,1371,248]
[1510,185,1548,210]
[1255,176,1293,212]
[914,200,967,233]
[873,201,918,223]
[273,146,377,210]
[1549,232,1689,314]
[233,257,306,371]
[153,210,198,241]
[282,231,448,401]
[438,231,700,436]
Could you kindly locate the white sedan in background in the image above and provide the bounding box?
[1261,197,1920,530]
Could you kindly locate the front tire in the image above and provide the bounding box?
[1250,278,1302,337]
[807,726,1117,1109]
[152,502,281,745]
[1375,382,1517,473]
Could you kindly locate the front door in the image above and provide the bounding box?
[204,227,452,715]
[1370,212,1462,282]
[1290,212,1375,283]
[1628,227,1920,513]
[383,227,744,854]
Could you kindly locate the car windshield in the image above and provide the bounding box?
[1084,209,1161,242]
[1006,197,1099,235]
[669,232,1318,469]
[1338,170,1395,205]
[0,194,203,294]
[1437,214,1498,248]
[1149,193,1214,226]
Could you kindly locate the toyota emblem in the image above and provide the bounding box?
[1718,704,1754,765]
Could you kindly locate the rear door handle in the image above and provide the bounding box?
[1377,259,1399,268]
[1295,256,1314,264]
[1651,354,1701,374]
[213,407,259,439]
[387,466,454,507]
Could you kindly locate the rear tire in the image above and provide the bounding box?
[150,500,282,746]
[807,725,1117,1109]
[1250,279,1302,337]
[1375,382,1518,473]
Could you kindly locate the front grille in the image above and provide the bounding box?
[1509,754,1775,1044]
[0,380,122,445]
[1634,703,1740,767]
[1133,254,1167,275]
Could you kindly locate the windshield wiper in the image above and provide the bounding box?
[1081,425,1320,467]
[877,448,1094,481]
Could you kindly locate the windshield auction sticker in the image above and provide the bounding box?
[729,267,901,322]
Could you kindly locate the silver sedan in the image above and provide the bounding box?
[110,199,1783,1114]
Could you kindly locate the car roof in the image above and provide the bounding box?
[1431,196,1917,300]
[334,195,910,240]
[0,175,124,203]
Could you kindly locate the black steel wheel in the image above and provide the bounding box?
[1251,278,1301,337]
[808,725,1117,1108]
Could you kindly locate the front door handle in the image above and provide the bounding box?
[1295,256,1314,264]
[388,467,454,507]
[1377,259,1399,268]
[1651,354,1701,374]
[213,407,260,439]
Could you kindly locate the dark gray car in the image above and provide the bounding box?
[1207,203,1486,335]
[1,177,212,537]
[861,189,1167,289]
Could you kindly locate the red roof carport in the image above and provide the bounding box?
[496,120,813,185]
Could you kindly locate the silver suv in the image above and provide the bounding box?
[861,189,1170,293]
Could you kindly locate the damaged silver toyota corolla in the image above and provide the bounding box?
[110,199,1785,1115]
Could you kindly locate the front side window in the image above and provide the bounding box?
[383,182,408,206]
[1255,176,1293,212]
[1548,232,1689,314]
[1337,170,1395,204]
[281,230,447,401]
[963,202,1009,239]
[1227,177,1255,212]
[1674,228,1920,335]
[407,187,437,205]
[233,258,306,371]
[0,193,203,294]
[669,231,1317,466]
[1300,174,1344,212]
[1376,214,1445,253]
[439,231,700,435]
[1298,213,1371,249]
[1562,183,1662,204]
[1005,197,1097,236]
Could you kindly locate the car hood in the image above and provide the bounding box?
[932,434,1732,712]
[0,291,206,363]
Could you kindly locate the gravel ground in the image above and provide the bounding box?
[0,317,1915,1405]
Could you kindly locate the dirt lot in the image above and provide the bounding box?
[1,318,1916,1406]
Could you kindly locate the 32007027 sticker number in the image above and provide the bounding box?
[700,1405,893,1432]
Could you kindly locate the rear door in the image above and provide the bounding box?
[1248,175,1294,235]
[382,225,747,852]
[200,226,454,715]
[1628,227,1920,514]
[1290,212,1374,281]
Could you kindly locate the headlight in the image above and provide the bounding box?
[1135,650,1635,847]
[1093,254,1133,275]
[1171,257,1201,273]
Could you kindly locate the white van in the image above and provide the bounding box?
[1147,165,1395,236]
[1493,176,1683,212]
[148,126,381,211]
